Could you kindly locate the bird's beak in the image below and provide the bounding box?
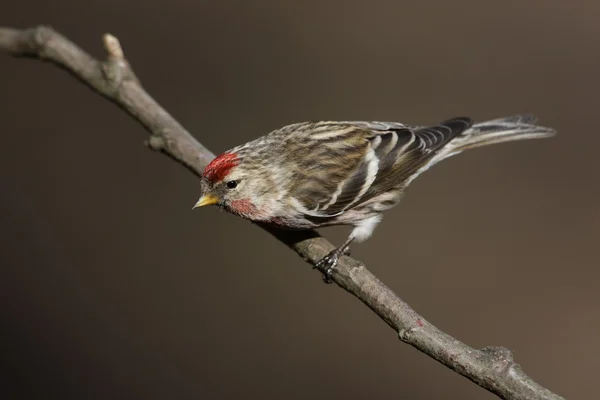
[192,194,219,209]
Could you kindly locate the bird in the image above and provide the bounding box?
[193,115,556,282]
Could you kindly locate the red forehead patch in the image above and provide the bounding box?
[203,152,239,182]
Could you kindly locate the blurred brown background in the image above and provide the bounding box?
[1,1,598,399]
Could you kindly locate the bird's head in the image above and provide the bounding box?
[193,151,267,219]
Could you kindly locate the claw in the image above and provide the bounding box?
[314,250,341,284]
[313,237,354,283]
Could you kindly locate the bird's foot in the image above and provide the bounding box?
[314,249,343,284]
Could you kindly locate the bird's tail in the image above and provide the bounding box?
[402,114,556,189]
[447,115,556,155]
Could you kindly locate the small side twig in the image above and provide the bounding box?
[0,25,564,400]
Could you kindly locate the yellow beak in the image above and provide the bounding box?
[192,194,219,209]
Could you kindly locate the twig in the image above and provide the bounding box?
[0,26,564,400]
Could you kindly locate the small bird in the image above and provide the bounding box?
[193,115,555,281]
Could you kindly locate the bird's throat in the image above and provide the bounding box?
[228,198,260,219]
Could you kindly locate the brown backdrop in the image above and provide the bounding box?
[2,1,598,399]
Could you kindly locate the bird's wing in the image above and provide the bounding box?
[296,117,473,218]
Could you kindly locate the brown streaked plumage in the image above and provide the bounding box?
[194,115,556,281]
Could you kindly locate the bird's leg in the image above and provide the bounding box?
[314,237,354,283]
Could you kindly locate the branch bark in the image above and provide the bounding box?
[0,26,564,400]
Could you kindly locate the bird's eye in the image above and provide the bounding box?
[226,180,238,189]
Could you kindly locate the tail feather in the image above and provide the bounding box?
[378,114,555,190]
[448,114,556,154]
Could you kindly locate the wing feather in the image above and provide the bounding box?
[357,117,472,202]
[293,118,473,218]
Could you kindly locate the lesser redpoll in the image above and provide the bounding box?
[193,115,555,281]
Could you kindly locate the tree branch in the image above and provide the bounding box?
[0,26,564,400]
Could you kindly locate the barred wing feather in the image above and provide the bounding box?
[300,117,473,217]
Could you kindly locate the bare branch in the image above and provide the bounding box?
[0,26,564,400]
